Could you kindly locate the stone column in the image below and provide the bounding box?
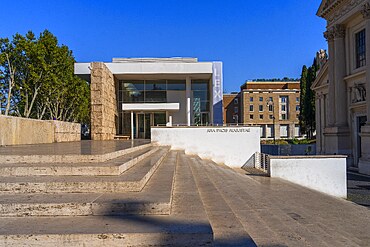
[90,62,117,140]
[324,30,336,127]
[359,3,370,175]
[186,76,191,126]
[315,94,321,154]
[362,3,370,123]
[333,24,347,127]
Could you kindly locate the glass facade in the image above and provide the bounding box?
[118,79,211,136]
[192,80,210,125]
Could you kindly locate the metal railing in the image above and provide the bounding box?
[242,152,270,174]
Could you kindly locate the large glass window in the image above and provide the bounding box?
[356,29,366,68]
[192,80,210,125]
[167,80,186,90]
[145,80,167,91]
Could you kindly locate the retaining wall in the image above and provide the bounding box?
[151,126,260,168]
[269,155,347,198]
[0,115,80,145]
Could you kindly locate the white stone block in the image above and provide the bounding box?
[269,156,347,198]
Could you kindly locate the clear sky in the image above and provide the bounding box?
[2,0,327,92]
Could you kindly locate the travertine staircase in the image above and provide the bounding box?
[0,142,213,246]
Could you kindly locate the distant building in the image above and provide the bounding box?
[240,81,301,139]
[223,93,241,124]
[313,0,370,174]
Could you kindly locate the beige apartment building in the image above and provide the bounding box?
[313,0,370,174]
[241,81,301,139]
[223,93,241,124]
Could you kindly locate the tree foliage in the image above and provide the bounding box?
[0,30,90,123]
[299,59,317,139]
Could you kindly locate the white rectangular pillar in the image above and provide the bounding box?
[186,76,191,126]
[131,111,134,140]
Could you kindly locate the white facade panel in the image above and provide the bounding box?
[122,103,180,111]
[106,62,213,75]
[167,91,187,125]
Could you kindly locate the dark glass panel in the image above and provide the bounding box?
[200,101,210,111]
[121,113,131,136]
[122,80,145,91]
[145,91,167,102]
[145,80,167,91]
[193,90,209,101]
[167,80,186,90]
[191,80,209,90]
[122,90,144,103]
[154,113,166,126]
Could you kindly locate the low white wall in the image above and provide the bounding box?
[0,115,80,146]
[151,126,261,168]
[269,156,347,198]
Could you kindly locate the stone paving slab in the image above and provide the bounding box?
[187,155,257,247]
[203,160,370,247]
[0,148,169,193]
[0,141,152,164]
[347,171,370,208]
[0,150,176,217]
[0,146,156,176]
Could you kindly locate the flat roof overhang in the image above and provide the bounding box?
[122,103,180,111]
[75,62,214,82]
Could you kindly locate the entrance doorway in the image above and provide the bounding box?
[135,112,166,139]
[356,115,367,166]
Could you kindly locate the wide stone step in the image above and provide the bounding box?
[0,150,177,216]
[0,147,170,193]
[0,142,152,164]
[0,147,157,176]
[0,215,213,247]
[0,151,214,246]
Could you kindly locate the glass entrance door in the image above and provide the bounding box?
[356,116,367,166]
[136,113,167,139]
[137,113,145,139]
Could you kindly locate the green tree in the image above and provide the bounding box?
[299,60,317,139]
[299,65,308,134]
[0,30,90,123]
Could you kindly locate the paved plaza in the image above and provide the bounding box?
[347,171,370,209]
[0,141,369,246]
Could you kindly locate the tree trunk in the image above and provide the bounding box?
[4,54,14,116]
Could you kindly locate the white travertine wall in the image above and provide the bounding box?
[0,115,80,146]
[167,91,186,125]
[151,126,260,167]
[269,156,347,198]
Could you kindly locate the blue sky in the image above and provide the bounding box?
[2,0,327,92]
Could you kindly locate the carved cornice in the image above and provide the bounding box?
[361,2,370,18]
[318,0,343,18]
[319,0,366,24]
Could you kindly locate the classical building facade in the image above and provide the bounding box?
[240,81,301,139]
[223,93,241,124]
[313,0,370,174]
[75,58,223,140]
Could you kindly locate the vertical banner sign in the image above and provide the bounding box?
[212,62,223,125]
